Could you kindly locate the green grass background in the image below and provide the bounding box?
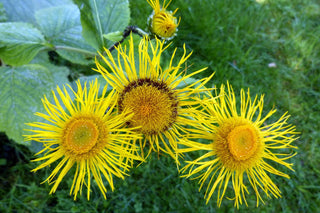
[1,0,319,212]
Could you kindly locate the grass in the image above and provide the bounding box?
[1,0,320,212]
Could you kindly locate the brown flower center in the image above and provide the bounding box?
[119,78,178,135]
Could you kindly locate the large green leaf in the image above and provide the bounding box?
[75,0,130,50]
[0,22,47,66]
[35,5,96,65]
[30,52,71,88]
[76,74,110,96]
[0,0,74,25]
[47,64,70,89]
[0,65,56,144]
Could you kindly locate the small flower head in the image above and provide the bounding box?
[179,83,298,208]
[25,80,142,200]
[95,35,212,162]
[147,0,180,40]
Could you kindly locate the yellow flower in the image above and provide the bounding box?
[179,83,298,208]
[147,0,180,39]
[25,80,142,200]
[95,35,213,162]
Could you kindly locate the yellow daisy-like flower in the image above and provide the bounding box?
[25,80,142,200]
[95,35,213,161]
[179,83,298,208]
[147,0,180,40]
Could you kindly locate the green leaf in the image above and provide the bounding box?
[46,64,70,89]
[0,22,47,66]
[75,0,130,50]
[75,74,110,96]
[103,31,123,42]
[29,52,73,100]
[55,49,95,65]
[0,3,7,22]
[35,5,96,65]
[0,0,74,25]
[29,51,51,64]
[30,52,71,88]
[0,65,56,145]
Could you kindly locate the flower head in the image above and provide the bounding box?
[25,80,142,200]
[95,35,213,162]
[179,83,298,208]
[147,0,180,40]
